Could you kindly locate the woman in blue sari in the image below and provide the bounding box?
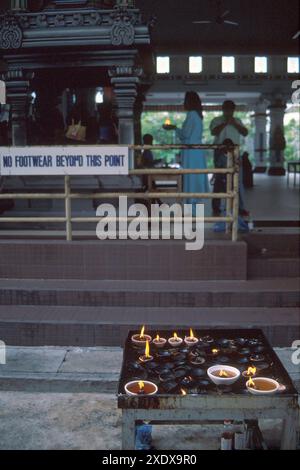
[164,91,209,213]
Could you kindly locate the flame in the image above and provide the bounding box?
[156,334,160,341]
[140,326,145,339]
[212,348,219,355]
[246,366,257,376]
[145,340,150,358]
[164,118,171,126]
[174,332,178,340]
[189,328,194,338]
[247,376,256,388]
[219,369,229,377]
[181,388,187,396]
[138,381,145,391]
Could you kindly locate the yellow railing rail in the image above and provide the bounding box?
[0,144,240,242]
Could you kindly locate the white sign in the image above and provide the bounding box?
[0,145,129,176]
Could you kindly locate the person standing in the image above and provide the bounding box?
[164,91,209,214]
[210,100,249,217]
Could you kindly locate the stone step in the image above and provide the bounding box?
[0,346,298,394]
[243,232,300,257]
[0,278,299,308]
[248,258,300,279]
[0,304,299,347]
[0,346,122,393]
[0,240,247,281]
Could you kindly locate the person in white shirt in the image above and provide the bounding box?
[210,100,249,217]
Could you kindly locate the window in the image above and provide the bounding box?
[255,57,268,73]
[156,56,170,74]
[189,56,203,73]
[287,57,300,74]
[222,56,235,73]
[95,89,104,104]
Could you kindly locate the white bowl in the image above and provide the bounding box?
[246,377,279,395]
[207,365,240,385]
[124,380,158,396]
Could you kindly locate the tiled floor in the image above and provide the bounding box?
[245,174,300,221]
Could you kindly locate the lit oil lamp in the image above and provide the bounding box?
[153,334,167,348]
[168,332,183,347]
[246,377,279,395]
[131,326,152,347]
[242,365,257,378]
[207,365,240,385]
[139,340,153,363]
[180,388,187,396]
[164,118,172,126]
[184,328,199,347]
[212,348,219,356]
[125,380,158,396]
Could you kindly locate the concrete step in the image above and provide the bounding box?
[0,240,247,281]
[0,278,299,308]
[0,346,122,393]
[243,232,300,258]
[0,346,298,394]
[248,258,300,279]
[0,304,299,347]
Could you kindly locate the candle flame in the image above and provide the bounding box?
[181,388,187,396]
[190,328,194,338]
[145,340,150,358]
[174,332,178,340]
[246,366,257,376]
[140,325,145,339]
[138,381,145,391]
[212,348,219,355]
[247,376,256,388]
[164,118,171,126]
[156,334,160,341]
[219,369,229,377]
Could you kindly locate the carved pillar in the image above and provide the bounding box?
[4,70,30,145]
[252,98,268,173]
[268,95,287,176]
[109,66,142,168]
[134,93,144,146]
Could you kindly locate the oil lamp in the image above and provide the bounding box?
[153,334,167,348]
[184,328,199,346]
[125,380,158,396]
[242,365,257,378]
[164,118,172,126]
[207,365,240,385]
[168,332,183,347]
[131,325,152,347]
[139,340,153,363]
[212,348,219,356]
[246,377,279,395]
[180,388,187,396]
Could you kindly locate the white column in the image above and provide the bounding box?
[252,99,268,173]
[268,96,286,176]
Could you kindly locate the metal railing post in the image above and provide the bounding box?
[232,147,240,242]
[226,149,233,233]
[64,175,72,241]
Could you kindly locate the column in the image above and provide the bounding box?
[268,96,286,176]
[5,69,30,146]
[109,66,142,168]
[252,99,268,173]
[134,93,144,146]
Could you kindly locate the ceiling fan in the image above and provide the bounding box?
[193,0,239,27]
